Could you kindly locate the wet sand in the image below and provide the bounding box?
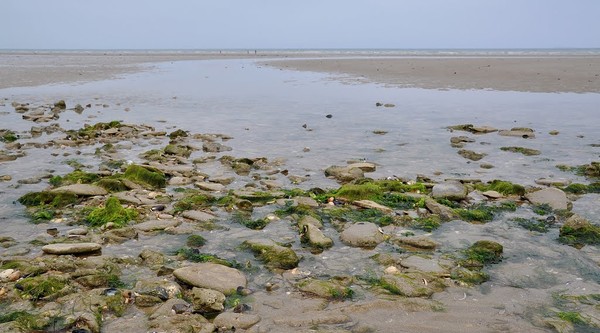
[2,52,600,93]
[270,56,600,93]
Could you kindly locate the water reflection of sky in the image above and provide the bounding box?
[2,58,599,186]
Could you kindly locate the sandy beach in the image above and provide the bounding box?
[2,52,600,93]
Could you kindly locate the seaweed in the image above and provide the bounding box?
[86,197,138,228]
[18,191,79,208]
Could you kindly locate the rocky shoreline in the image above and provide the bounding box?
[1,99,600,332]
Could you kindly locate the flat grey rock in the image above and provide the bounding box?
[173,263,246,295]
[134,219,180,232]
[525,187,569,210]
[181,210,217,222]
[42,242,101,255]
[340,222,384,248]
[432,181,467,201]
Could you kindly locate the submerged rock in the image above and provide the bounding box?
[457,149,487,161]
[213,312,261,331]
[381,271,446,297]
[190,287,226,313]
[498,127,535,139]
[51,184,108,196]
[559,214,600,248]
[243,239,299,270]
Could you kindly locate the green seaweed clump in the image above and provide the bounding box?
[413,216,441,232]
[320,207,394,227]
[86,197,138,228]
[122,164,166,189]
[173,193,215,213]
[232,212,270,230]
[71,120,122,139]
[15,276,68,301]
[559,215,600,248]
[455,205,496,223]
[186,234,207,247]
[451,266,489,285]
[168,129,189,140]
[500,146,541,156]
[556,311,588,325]
[48,170,100,187]
[465,240,503,266]
[335,183,383,201]
[563,182,600,194]
[18,191,79,208]
[95,178,129,192]
[511,217,550,233]
[0,130,19,143]
[242,240,299,270]
[476,179,526,196]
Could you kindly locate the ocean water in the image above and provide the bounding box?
[1,55,600,331]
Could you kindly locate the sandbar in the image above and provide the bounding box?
[1,51,600,93]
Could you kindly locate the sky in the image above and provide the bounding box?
[1,0,599,50]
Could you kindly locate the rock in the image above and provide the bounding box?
[298,215,323,228]
[195,182,225,192]
[457,149,487,161]
[297,278,351,299]
[203,142,232,153]
[168,176,192,186]
[324,165,364,183]
[299,220,333,249]
[466,240,503,265]
[243,239,299,270]
[424,198,459,221]
[380,272,446,297]
[67,228,88,236]
[134,219,180,232]
[498,128,535,139]
[400,256,447,275]
[347,162,376,172]
[295,196,319,207]
[139,249,166,266]
[500,146,541,156]
[450,136,475,146]
[340,222,384,248]
[535,178,571,187]
[213,312,261,330]
[431,181,467,201]
[42,242,101,255]
[392,236,438,250]
[149,298,192,319]
[0,269,21,282]
[181,210,217,222]
[208,176,234,185]
[190,287,226,313]
[471,125,497,134]
[482,190,503,199]
[149,313,214,333]
[54,100,67,109]
[525,187,569,211]
[0,175,12,181]
[353,200,393,214]
[173,263,246,295]
[559,214,600,248]
[52,184,108,196]
[102,227,138,243]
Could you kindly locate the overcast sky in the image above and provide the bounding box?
[2,0,599,50]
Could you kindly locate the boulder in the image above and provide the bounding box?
[525,187,569,211]
[52,184,108,196]
[42,242,101,255]
[340,222,384,248]
[181,210,217,222]
[431,181,467,201]
[173,263,246,295]
[324,165,364,183]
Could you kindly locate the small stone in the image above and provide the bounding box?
[196,182,225,192]
[134,219,180,232]
[340,222,384,248]
[482,190,502,199]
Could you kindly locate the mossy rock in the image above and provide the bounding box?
[500,146,541,156]
[122,164,166,189]
[15,275,69,301]
[95,178,129,192]
[173,193,215,213]
[18,191,79,208]
[559,214,600,248]
[164,144,193,158]
[0,130,19,143]
[476,179,525,196]
[335,183,383,201]
[242,239,299,270]
[450,266,489,285]
[458,149,487,161]
[297,277,353,300]
[187,234,207,247]
[380,272,446,297]
[465,240,503,265]
[176,248,238,268]
[49,170,100,187]
[168,129,189,140]
[86,197,138,228]
[69,120,122,139]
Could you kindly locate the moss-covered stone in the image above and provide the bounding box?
[380,272,446,297]
[67,120,122,139]
[335,183,383,201]
[49,170,100,187]
[297,277,353,300]
[458,149,487,161]
[122,164,166,189]
[95,178,129,192]
[18,191,79,208]
[476,179,526,196]
[164,144,193,158]
[242,239,299,270]
[465,240,503,265]
[0,129,18,143]
[176,248,238,268]
[559,214,600,248]
[15,275,69,301]
[187,234,207,247]
[232,212,270,230]
[86,197,138,228]
[450,266,489,285]
[500,146,541,156]
[173,192,215,213]
[168,129,189,140]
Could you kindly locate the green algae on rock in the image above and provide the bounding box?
[86,197,138,228]
[475,179,526,196]
[18,191,79,208]
[465,240,503,265]
[559,214,600,248]
[242,239,299,270]
[121,164,166,189]
[500,146,541,156]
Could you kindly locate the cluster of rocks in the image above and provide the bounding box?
[1,103,599,332]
